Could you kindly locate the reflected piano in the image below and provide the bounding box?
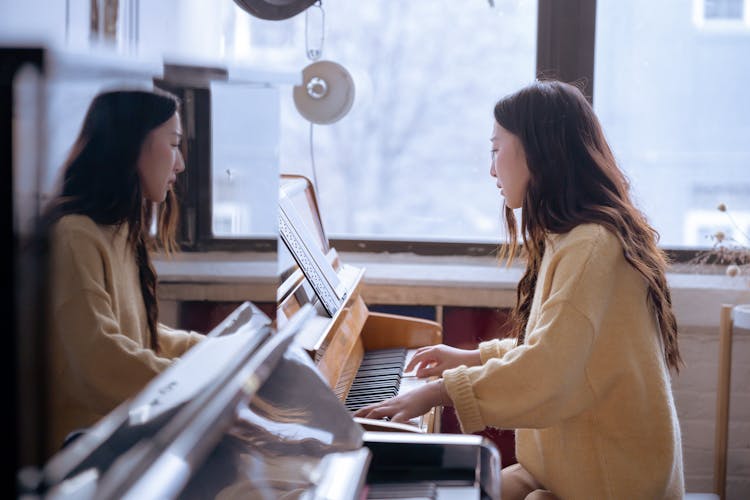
[23,301,501,499]
[277,174,443,433]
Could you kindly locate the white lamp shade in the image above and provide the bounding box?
[293,60,355,125]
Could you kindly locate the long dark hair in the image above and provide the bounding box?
[41,89,181,353]
[495,80,682,372]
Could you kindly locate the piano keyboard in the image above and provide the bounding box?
[344,348,427,428]
[345,348,408,411]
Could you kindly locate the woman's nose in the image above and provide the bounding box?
[175,151,185,173]
[490,163,496,178]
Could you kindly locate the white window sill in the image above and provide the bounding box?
[154,251,750,328]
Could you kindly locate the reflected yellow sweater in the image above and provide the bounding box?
[46,215,203,457]
[443,224,684,499]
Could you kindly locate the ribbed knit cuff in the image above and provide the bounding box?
[478,340,501,364]
[479,338,516,363]
[443,366,485,433]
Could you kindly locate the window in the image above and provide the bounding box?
[240,1,538,243]
[693,0,750,29]
[595,0,750,248]
[684,209,750,246]
[704,0,743,19]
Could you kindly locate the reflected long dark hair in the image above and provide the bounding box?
[41,89,181,353]
[496,80,682,372]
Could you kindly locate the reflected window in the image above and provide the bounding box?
[210,82,279,238]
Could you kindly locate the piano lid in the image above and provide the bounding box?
[114,302,368,500]
[177,338,368,500]
[36,302,309,499]
[93,304,342,500]
[128,303,274,426]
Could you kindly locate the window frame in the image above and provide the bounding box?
[184,0,707,261]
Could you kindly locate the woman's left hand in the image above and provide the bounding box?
[353,380,451,424]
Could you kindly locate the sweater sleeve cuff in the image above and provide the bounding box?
[186,331,204,348]
[443,366,485,434]
[478,338,515,363]
[157,325,204,358]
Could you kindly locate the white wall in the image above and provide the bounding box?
[675,320,750,497]
[0,0,240,59]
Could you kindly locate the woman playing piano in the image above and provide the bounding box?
[40,90,203,457]
[356,80,684,499]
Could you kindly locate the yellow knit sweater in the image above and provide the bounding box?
[46,215,203,457]
[443,224,684,499]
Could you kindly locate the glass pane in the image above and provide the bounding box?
[594,0,750,248]
[242,0,537,242]
[210,82,279,237]
[704,0,743,19]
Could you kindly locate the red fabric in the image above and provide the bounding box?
[441,306,517,467]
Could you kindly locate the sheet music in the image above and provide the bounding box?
[279,189,347,316]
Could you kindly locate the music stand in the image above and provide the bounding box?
[279,186,347,317]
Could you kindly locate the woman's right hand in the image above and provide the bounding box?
[405,344,481,378]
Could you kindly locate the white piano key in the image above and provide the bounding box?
[436,486,480,500]
[403,349,419,376]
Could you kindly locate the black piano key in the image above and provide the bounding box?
[355,375,400,384]
[347,399,396,410]
[361,354,406,364]
[348,391,396,402]
[346,391,399,402]
[353,369,403,380]
[361,365,403,374]
[364,348,407,357]
[350,376,401,391]
[357,361,405,371]
[348,385,399,396]
[351,380,400,390]
[362,354,406,364]
[346,393,398,404]
[351,376,399,385]
[360,353,406,363]
[349,380,399,390]
[351,381,400,391]
[362,349,406,358]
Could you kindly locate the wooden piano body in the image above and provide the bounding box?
[277,174,443,433]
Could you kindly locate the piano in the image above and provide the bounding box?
[277,174,444,433]
[22,301,501,499]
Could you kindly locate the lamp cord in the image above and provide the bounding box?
[309,122,320,197]
[305,1,324,196]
